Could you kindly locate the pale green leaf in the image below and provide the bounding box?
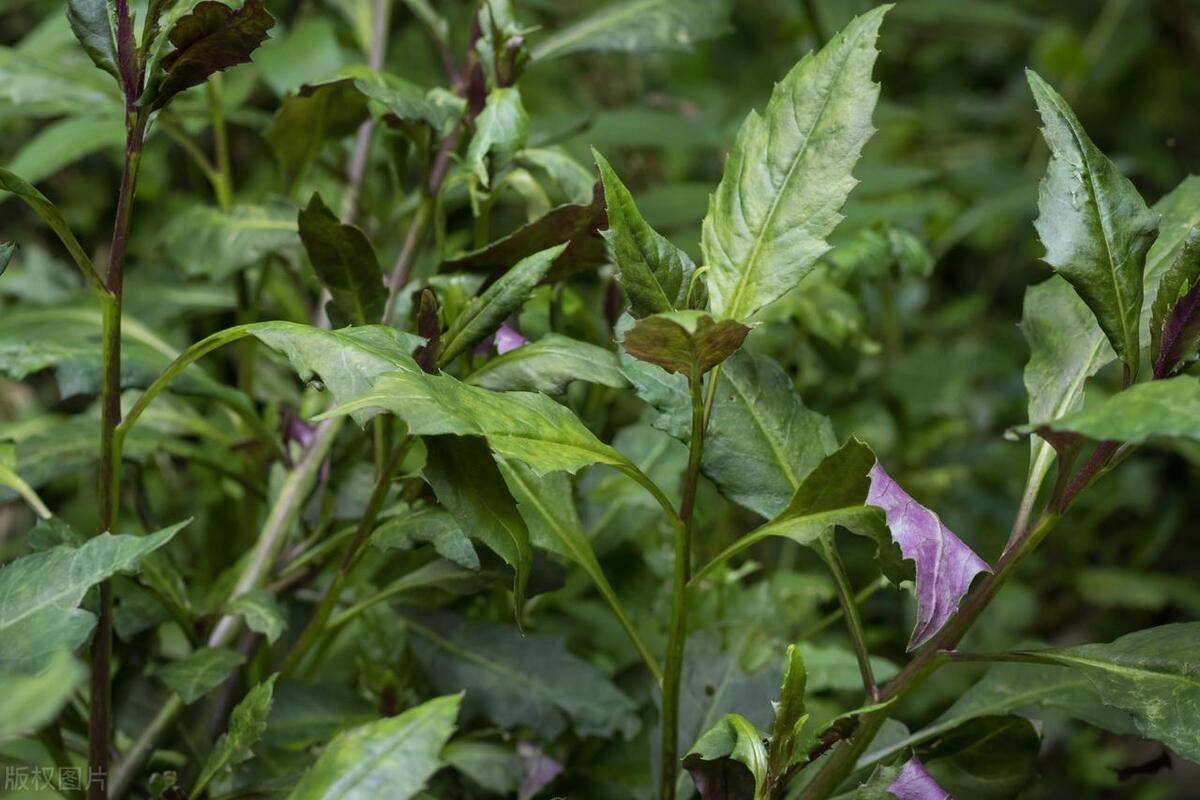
[703,7,886,322]
[228,588,286,644]
[7,114,124,185]
[162,203,299,281]
[193,675,277,796]
[1030,375,1200,444]
[466,333,628,394]
[1028,69,1158,379]
[531,0,731,62]
[156,647,246,704]
[466,87,528,188]
[0,650,86,744]
[286,693,460,800]
[767,645,808,779]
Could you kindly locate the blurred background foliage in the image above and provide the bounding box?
[2,0,1199,797]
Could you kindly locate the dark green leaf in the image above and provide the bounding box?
[595,149,694,316]
[1142,175,1200,338]
[1027,69,1158,379]
[286,693,461,800]
[423,435,532,613]
[466,333,628,394]
[531,0,732,62]
[916,716,1040,800]
[149,0,275,110]
[156,647,246,704]
[1150,226,1200,376]
[266,79,370,191]
[704,7,887,322]
[620,310,750,376]
[438,244,566,367]
[193,675,277,795]
[66,0,120,83]
[298,193,386,327]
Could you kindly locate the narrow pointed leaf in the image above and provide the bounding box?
[286,693,460,800]
[1029,374,1200,444]
[149,0,275,110]
[193,675,277,796]
[66,0,120,82]
[467,333,628,394]
[531,0,731,62]
[1142,175,1200,338]
[0,168,105,292]
[767,644,808,778]
[423,436,531,614]
[298,193,386,327]
[0,521,187,670]
[466,88,528,188]
[703,6,887,322]
[1027,69,1158,379]
[887,758,950,800]
[595,149,694,316]
[867,464,991,650]
[621,310,749,376]
[1151,226,1200,376]
[438,244,567,367]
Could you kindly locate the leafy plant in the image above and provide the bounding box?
[1,1,1198,799]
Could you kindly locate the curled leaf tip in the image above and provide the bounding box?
[867,464,991,650]
[888,758,951,800]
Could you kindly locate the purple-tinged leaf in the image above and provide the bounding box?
[888,758,951,800]
[496,323,528,354]
[867,464,991,650]
[517,741,562,800]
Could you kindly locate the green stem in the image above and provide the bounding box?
[820,536,876,700]
[799,577,887,641]
[90,105,147,800]
[660,366,706,800]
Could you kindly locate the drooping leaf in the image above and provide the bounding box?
[703,7,886,322]
[324,369,632,476]
[1027,69,1158,379]
[915,716,1040,800]
[466,87,528,188]
[438,187,607,280]
[0,522,187,670]
[156,647,247,704]
[466,333,628,394]
[1150,226,1200,376]
[702,350,837,517]
[286,693,461,800]
[1030,375,1200,444]
[0,650,86,744]
[228,588,286,644]
[683,713,768,800]
[298,193,386,327]
[621,310,750,377]
[422,435,532,613]
[531,0,731,62]
[266,78,371,191]
[1017,622,1200,761]
[438,244,566,367]
[405,609,640,740]
[372,506,481,570]
[1018,276,1113,513]
[0,167,104,292]
[887,758,950,800]
[594,149,694,316]
[193,675,277,796]
[767,645,808,780]
[161,203,299,281]
[867,464,991,650]
[66,0,120,83]
[149,0,275,110]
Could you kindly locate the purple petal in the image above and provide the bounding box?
[495,323,529,354]
[888,758,951,800]
[867,464,991,650]
[517,741,562,800]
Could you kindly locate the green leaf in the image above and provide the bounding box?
[1027,69,1158,380]
[767,645,808,779]
[0,441,51,519]
[406,609,639,740]
[355,72,464,136]
[66,0,120,82]
[156,647,246,704]
[298,193,386,327]
[372,506,480,570]
[1142,175,1200,339]
[438,244,566,367]
[0,242,13,277]
[796,643,896,694]
[1018,276,1113,514]
[466,87,528,189]
[701,350,837,518]
[286,693,460,800]
[620,310,750,377]
[266,78,371,192]
[324,369,632,476]
[616,314,691,439]
[438,189,607,280]
[6,115,124,186]
[703,6,887,322]
[0,650,86,744]
[916,716,1041,800]
[193,675,277,796]
[1029,375,1200,444]
[683,713,768,800]
[1150,226,1200,376]
[1018,623,1200,761]
[519,148,596,204]
[0,522,187,670]
[422,435,532,615]
[531,0,731,62]
[0,167,105,292]
[466,333,629,394]
[443,741,521,795]
[148,0,275,110]
[594,149,695,316]
[228,588,286,644]
[161,203,299,281]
